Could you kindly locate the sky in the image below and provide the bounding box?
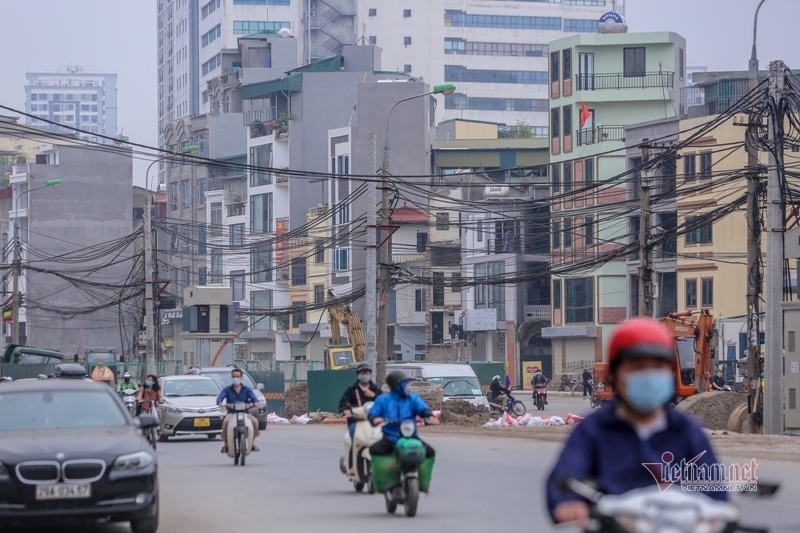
[0,0,796,185]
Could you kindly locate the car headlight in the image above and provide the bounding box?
[113,451,155,471]
[162,403,182,413]
[0,463,8,479]
[258,395,267,407]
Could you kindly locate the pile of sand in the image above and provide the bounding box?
[676,391,747,431]
[439,400,491,427]
[284,382,308,419]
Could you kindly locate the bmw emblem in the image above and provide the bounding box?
[56,453,66,460]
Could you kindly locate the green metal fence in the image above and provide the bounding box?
[468,362,506,390]
[0,361,184,383]
[307,369,356,413]
[247,370,286,417]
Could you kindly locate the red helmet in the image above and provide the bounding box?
[608,318,674,368]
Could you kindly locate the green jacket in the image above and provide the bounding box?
[117,381,138,393]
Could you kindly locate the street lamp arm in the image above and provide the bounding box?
[751,0,767,70]
[383,89,436,161]
[16,180,62,212]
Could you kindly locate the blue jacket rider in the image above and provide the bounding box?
[546,318,726,527]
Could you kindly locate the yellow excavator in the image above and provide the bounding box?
[324,290,365,370]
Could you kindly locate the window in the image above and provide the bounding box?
[451,273,462,293]
[403,65,412,74]
[404,36,412,46]
[477,220,483,242]
[250,193,273,234]
[563,49,572,79]
[181,180,190,209]
[685,216,712,245]
[416,232,428,252]
[551,108,560,138]
[563,105,573,139]
[552,221,561,248]
[684,153,696,181]
[210,248,223,283]
[201,24,221,47]
[251,290,273,331]
[563,19,598,33]
[233,0,290,4]
[231,270,245,301]
[623,47,646,77]
[183,226,192,253]
[566,278,594,323]
[436,212,450,230]
[415,289,424,312]
[474,264,486,306]
[292,257,307,285]
[563,162,572,192]
[701,278,713,307]
[250,144,272,186]
[444,40,548,58]
[292,302,307,328]
[700,152,712,179]
[404,9,411,17]
[314,285,325,306]
[368,8,376,16]
[333,249,349,271]
[197,178,206,205]
[445,11,561,31]
[170,183,178,211]
[198,224,207,255]
[563,218,573,247]
[433,272,445,307]
[679,48,685,80]
[444,94,549,114]
[336,203,350,225]
[232,20,291,34]
[229,223,244,246]
[201,54,221,75]
[445,66,548,85]
[210,202,222,237]
[552,163,561,193]
[487,261,506,320]
[584,158,594,185]
[314,239,325,263]
[685,279,697,308]
[585,216,595,245]
[551,51,560,83]
[251,243,272,282]
[553,280,561,310]
[369,36,377,44]
[198,266,207,285]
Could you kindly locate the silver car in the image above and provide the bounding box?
[157,376,224,441]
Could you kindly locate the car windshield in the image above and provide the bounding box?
[206,371,256,390]
[425,377,483,397]
[0,390,127,431]
[164,379,220,397]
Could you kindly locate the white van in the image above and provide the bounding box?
[385,363,489,407]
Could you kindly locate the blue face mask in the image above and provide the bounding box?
[144,380,153,387]
[232,377,242,386]
[623,369,674,413]
[395,380,409,398]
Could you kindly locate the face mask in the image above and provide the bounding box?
[232,377,242,386]
[144,380,153,387]
[395,381,410,398]
[622,369,674,413]
[358,374,371,384]
[124,378,130,383]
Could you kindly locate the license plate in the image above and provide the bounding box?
[36,484,91,500]
[194,418,211,427]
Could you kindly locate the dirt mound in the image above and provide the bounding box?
[284,382,308,419]
[439,400,490,426]
[676,391,747,431]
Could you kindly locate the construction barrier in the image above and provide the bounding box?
[307,369,356,413]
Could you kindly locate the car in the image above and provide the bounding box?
[157,375,224,441]
[385,362,490,407]
[186,366,268,430]
[0,379,159,532]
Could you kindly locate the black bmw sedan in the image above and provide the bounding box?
[0,379,159,532]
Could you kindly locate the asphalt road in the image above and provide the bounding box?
[11,421,800,533]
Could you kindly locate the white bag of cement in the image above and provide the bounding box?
[290,414,311,425]
[547,416,565,426]
[517,414,531,426]
[526,416,546,427]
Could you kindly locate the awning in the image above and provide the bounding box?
[242,72,303,100]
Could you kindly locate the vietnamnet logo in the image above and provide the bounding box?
[643,451,758,492]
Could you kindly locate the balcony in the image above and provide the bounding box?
[523,305,551,321]
[576,126,626,146]
[393,252,427,264]
[575,72,674,91]
[275,265,290,285]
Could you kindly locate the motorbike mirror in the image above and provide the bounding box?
[137,415,159,430]
[256,383,265,391]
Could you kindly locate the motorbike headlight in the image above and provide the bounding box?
[400,420,416,438]
[162,403,182,413]
[113,451,155,471]
[234,401,246,411]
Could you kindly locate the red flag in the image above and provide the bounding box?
[579,102,593,129]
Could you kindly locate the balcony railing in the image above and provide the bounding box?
[576,125,626,146]
[575,71,674,91]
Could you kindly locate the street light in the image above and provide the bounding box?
[11,177,63,345]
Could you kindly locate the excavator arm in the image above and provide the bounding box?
[327,306,366,363]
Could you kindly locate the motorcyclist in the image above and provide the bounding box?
[546,318,727,527]
[532,371,548,405]
[217,367,261,453]
[339,362,382,474]
[711,369,726,391]
[117,372,138,395]
[489,375,511,404]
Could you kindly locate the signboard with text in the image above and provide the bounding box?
[276,219,287,265]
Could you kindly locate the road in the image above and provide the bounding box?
[11,421,800,533]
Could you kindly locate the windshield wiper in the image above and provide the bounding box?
[185,393,216,397]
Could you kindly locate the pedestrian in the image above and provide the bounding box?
[582,368,593,397]
[505,373,511,389]
[710,369,725,391]
[503,229,513,252]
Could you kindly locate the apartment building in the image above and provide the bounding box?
[25,66,117,144]
[542,30,686,372]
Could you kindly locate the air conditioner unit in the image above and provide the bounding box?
[158,183,167,192]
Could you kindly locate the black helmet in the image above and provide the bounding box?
[355,362,372,373]
[386,370,408,390]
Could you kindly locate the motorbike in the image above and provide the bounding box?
[488,390,527,417]
[559,476,778,533]
[339,402,383,493]
[533,386,547,411]
[137,400,159,451]
[372,419,435,518]
[225,402,255,466]
[121,389,137,415]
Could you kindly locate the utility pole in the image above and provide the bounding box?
[638,141,653,317]
[763,60,786,435]
[11,227,20,345]
[376,149,391,386]
[364,133,378,368]
[745,0,766,432]
[144,192,156,376]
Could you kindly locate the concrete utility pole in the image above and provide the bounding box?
[11,227,20,345]
[376,146,391,387]
[638,141,654,317]
[763,60,786,435]
[144,191,156,376]
[364,133,378,368]
[745,0,767,430]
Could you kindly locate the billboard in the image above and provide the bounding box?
[523,361,543,390]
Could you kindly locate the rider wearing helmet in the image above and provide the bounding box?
[546,318,726,526]
[489,375,511,404]
[116,372,138,395]
[339,362,382,474]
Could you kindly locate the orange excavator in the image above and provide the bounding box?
[593,310,715,403]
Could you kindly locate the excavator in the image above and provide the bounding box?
[324,290,365,370]
[593,309,715,404]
